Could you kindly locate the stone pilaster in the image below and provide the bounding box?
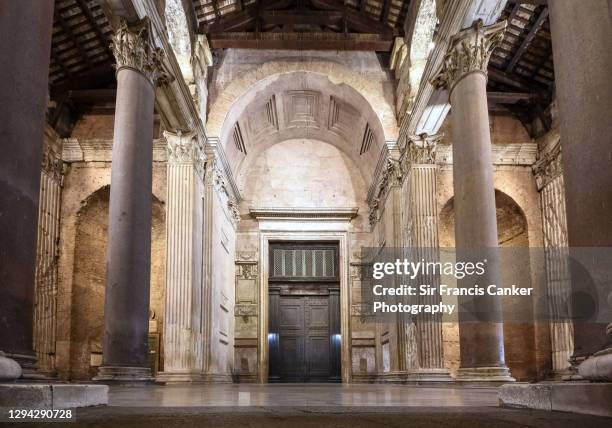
[432,19,514,383]
[0,0,54,380]
[95,18,165,382]
[157,130,206,382]
[33,131,65,377]
[533,140,574,378]
[401,134,452,382]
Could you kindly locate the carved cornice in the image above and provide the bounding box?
[369,158,402,227]
[431,19,507,94]
[207,158,241,225]
[111,18,167,86]
[248,207,358,221]
[533,142,563,191]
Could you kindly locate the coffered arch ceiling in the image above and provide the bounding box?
[219,71,388,191]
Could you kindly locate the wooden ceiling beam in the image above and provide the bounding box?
[487,91,540,104]
[508,0,547,5]
[506,7,549,73]
[54,9,95,70]
[380,0,391,23]
[261,10,344,25]
[74,0,113,59]
[208,32,394,50]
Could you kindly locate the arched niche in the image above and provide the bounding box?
[68,186,166,380]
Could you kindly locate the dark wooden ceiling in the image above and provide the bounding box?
[47,0,555,132]
[50,0,114,90]
[486,0,554,126]
[194,0,411,50]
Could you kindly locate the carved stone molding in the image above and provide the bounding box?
[235,304,258,317]
[208,158,240,225]
[533,142,563,191]
[236,263,258,280]
[249,207,358,221]
[111,18,167,86]
[431,19,507,94]
[369,158,402,226]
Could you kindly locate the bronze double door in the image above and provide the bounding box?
[269,292,341,382]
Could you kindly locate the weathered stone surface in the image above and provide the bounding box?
[498,383,552,411]
[500,382,612,417]
[52,384,109,408]
[0,384,52,408]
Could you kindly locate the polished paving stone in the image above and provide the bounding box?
[107,383,502,407]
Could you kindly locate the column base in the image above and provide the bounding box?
[406,368,454,383]
[155,371,205,383]
[578,347,612,381]
[0,352,22,381]
[455,366,515,385]
[93,366,153,383]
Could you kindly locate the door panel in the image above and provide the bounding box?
[272,294,339,382]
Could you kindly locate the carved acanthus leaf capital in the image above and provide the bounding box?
[533,143,563,191]
[431,19,507,93]
[111,18,168,86]
[404,133,442,167]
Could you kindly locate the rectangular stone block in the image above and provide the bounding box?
[498,383,552,411]
[500,382,612,417]
[52,384,108,409]
[0,384,52,408]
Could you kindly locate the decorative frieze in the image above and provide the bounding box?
[431,19,507,94]
[111,18,167,86]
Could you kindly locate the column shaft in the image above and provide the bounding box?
[96,19,163,381]
[157,131,206,381]
[432,20,513,382]
[0,0,54,379]
[548,0,612,380]
[99,68,155,378]
[402,136,451,381]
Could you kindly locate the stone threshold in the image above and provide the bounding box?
[499,382,612,418]
[0,383,108,409]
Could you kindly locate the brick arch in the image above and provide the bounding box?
[205,60,398,141]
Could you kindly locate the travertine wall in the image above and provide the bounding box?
[55,112,167,380]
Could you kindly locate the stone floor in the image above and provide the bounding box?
[6,384,612,427]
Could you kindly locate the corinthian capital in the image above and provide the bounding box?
[431,19,507,94]
[406,133,442,165]
[111,18,166,86]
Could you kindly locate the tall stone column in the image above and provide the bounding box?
[402,134,452,382]
[95,19,164,382]
[548,0,612,381]
[156,130,206,382]
[432,20,513,382]
[0,0,54,380]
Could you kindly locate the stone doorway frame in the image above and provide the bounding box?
[257,229,351,383]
